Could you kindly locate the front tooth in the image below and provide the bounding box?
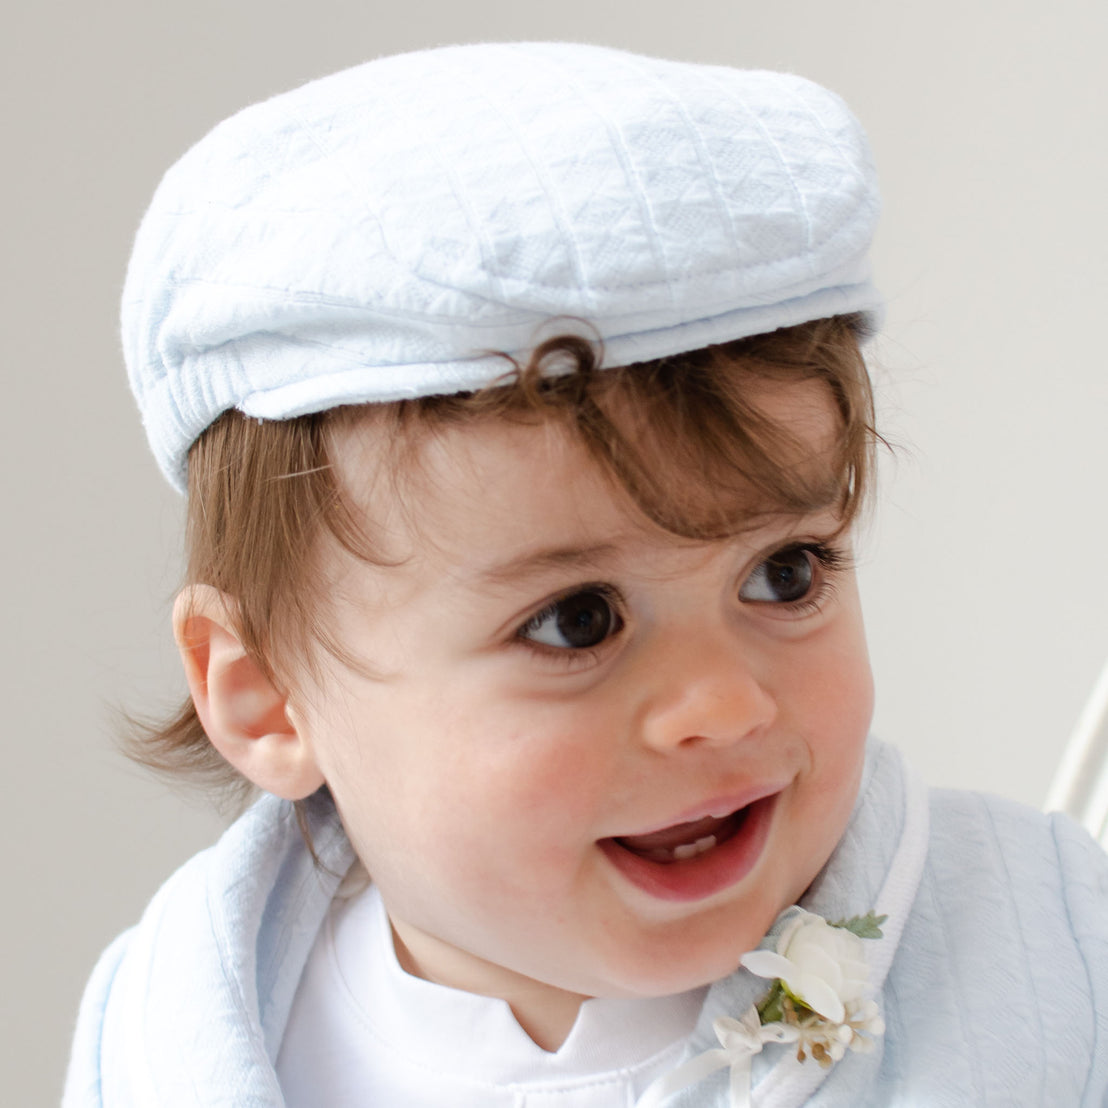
[672,834,718,860]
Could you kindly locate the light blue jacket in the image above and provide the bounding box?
[64,741,1108,1106]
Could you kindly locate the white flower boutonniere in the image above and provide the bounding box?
[636,908,886,1108]
[740,908,886,1067]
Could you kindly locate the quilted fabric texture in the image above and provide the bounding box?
[63,740,1108,1106]
[120,42,882,491]
[671,748,1108,1106]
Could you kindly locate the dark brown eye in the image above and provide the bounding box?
[740,546,815,605]
[520,589,622,649]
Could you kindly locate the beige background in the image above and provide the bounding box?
[5,1,1108,1101]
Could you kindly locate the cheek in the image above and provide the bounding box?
[789,621,874,811]
[799,608,874,742]
[438,713,618,880]
[486,718,615,805]
[320,692,612,877]
[817,657,874,754]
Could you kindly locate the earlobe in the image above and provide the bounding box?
[173,585,326,800]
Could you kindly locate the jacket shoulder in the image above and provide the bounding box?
[928,786,1108,910]
[904,787,1108,1105]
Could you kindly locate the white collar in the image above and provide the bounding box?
[328,883,706,1085]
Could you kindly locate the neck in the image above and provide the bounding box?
[390,920,589,1052]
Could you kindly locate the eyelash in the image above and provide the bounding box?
[511,540,851,665]
[747,540,851,617]
[514,584,625,666]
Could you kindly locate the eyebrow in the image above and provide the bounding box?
[472,543,622,587]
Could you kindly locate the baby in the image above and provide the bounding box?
[65,43,1108,1107]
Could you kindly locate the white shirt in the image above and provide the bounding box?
[276,884,705,1107]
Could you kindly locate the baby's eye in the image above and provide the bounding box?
[519,588,623,650]
[739,544,821,605]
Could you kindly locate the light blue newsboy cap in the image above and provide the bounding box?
[122,42,882,492]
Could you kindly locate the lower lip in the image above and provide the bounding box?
[598,794,778,902]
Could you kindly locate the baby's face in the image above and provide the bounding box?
[289,380,873,1006]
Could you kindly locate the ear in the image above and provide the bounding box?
[173,584,326,800]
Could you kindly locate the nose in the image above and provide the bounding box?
[634,627,778,752]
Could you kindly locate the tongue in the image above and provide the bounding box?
[617,812,734,854]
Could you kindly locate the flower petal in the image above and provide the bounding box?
[790,972,846,1023]
[740,950,796,981]
[790,942,844,987]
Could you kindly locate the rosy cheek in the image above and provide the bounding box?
[808,631,873,740]
[494,752,603,835]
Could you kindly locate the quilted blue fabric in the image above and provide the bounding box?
[63,741,1108,1105]
[670,744,1108,1106]
[120,43,882,491]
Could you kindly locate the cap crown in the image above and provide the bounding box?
[122,42,881,490]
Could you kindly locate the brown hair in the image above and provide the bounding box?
[130,314,877,807]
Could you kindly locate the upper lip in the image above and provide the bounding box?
[609,777,791,840]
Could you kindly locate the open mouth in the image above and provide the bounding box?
[598,792,779,902]
[613,807,750,864]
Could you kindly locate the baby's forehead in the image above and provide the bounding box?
[328,409,624,532]
[331,366,845,472]
[324,384,847,569]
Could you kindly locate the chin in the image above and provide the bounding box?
[580,924,767,1000]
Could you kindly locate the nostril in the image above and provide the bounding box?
[642,683,778,751]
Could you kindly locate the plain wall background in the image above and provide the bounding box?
[5,1,1107,1100]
